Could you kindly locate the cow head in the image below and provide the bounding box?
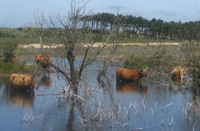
[35,54,52,71]
[142,67,148,78]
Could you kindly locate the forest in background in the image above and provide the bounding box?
[0,12,199,46]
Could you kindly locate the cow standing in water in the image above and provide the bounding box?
[35,54,52,72]
[170,66,186,80]
[116,67,148,82]
[9,73,35,90]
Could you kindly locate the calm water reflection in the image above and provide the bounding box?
[36,73,52,88]
[10,89,35,107]
[0,65,200,131]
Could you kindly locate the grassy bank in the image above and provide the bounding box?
[0,62,35,74]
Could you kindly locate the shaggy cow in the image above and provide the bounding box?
[35,54,52,71]
[116,67,148,82]
[9,73,35,89]
[170,66,186,80]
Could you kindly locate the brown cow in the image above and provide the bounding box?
[9,73,35,89]
[116,67,148,82]
[170,66,186,80]
[35,54,52,71]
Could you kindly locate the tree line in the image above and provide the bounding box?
[1,13,199,43]
[81,12,200,41]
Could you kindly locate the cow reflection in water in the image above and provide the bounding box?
[37,73,52,88]
[10,89,35,107]
[172,78,186,86]
[116,82,148,94]
[116,82,148,108]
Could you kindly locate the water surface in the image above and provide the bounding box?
[0,63,199,131]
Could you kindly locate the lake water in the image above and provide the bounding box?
[0,61,200,131]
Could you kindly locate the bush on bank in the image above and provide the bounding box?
[0,61,34,74]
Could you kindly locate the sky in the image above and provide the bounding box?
[0,0,200,28]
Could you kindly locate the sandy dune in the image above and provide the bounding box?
[19,42,179,49]
[19,43,63,48]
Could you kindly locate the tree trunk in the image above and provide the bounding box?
[67,43,79,94]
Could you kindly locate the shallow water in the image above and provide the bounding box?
[0,63,200,131]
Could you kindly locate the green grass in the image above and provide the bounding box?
[0,62,35,74]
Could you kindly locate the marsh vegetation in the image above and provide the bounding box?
[0,0,200,130]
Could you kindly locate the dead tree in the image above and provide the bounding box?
[35,0,114,94]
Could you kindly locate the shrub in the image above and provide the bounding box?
[180,41,200,94]
[1,40,18,63]
[0,61,34,73]
[123,50,171,71]
[123,54,148,69]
